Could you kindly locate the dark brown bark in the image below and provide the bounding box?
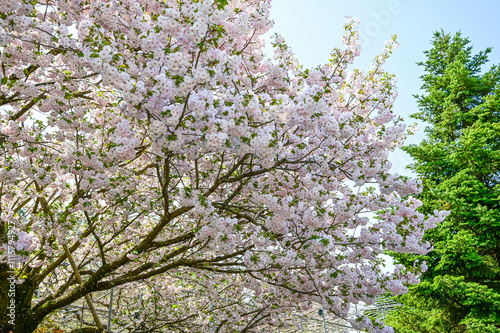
[0,263,13,326]
[0,262,41,333]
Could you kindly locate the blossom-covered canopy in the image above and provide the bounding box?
[0,1,446,332]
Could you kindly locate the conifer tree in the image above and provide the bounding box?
[387,31,500,333]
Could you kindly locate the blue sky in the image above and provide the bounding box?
[266,0,500,175]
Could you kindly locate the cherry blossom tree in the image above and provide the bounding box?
[0,0,447,332]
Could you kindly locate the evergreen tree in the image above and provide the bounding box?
[387,31,500,333]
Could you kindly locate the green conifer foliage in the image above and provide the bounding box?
[387,31,500,333]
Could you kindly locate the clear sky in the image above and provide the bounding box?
[266,0,500,176]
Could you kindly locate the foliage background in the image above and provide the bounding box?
[385,31,500,332]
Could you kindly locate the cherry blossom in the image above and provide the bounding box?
[0,1,447,332]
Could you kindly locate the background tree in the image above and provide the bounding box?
[387,31,500,333]
[0,1,445,332]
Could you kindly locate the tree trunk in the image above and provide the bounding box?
[0,263,14,326]
[0,266,40,333]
